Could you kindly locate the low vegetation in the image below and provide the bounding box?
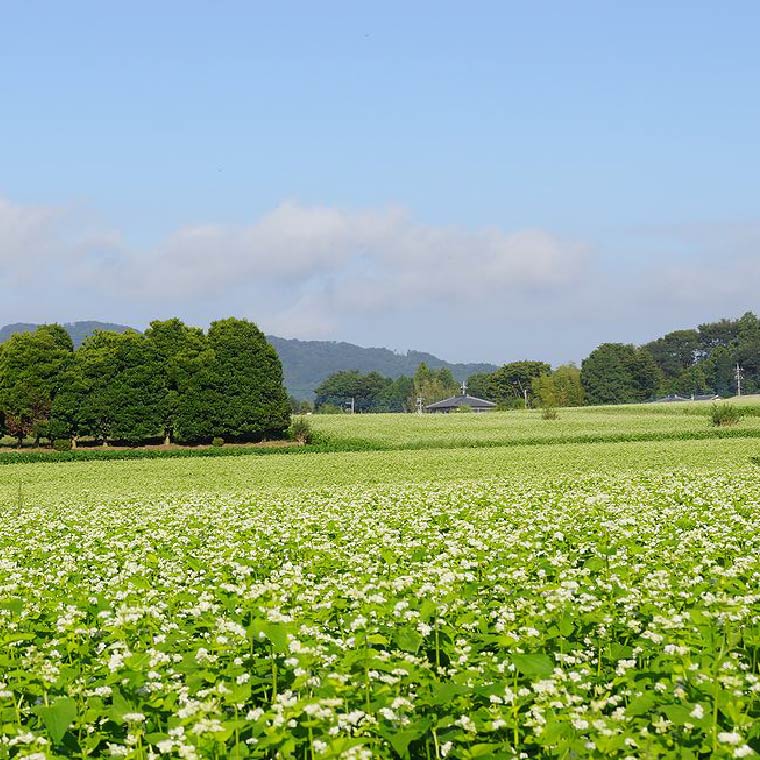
[710,402,743,427]
[2,435,760,757]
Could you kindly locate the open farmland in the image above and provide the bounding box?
[306,404,760,449]
[2,412,760,758]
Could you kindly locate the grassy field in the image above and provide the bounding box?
[306,403,760,448]
[2,408,760,758]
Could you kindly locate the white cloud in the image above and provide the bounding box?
[1,194,757,363]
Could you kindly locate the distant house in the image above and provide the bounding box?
[425,394,497,414]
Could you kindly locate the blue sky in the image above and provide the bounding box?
[2,1,759,364]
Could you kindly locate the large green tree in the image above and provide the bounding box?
[0,324,74,446]
[644,329,700,381]
[175,318,290,442]
[144,318,206,443]
[54,331,165,445]
[487,361,550,407]
[581,343,660,405]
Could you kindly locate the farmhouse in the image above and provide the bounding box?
[425,393,497,414]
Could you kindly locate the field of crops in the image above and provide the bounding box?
[2,412,760,758]
[306,404,760,449]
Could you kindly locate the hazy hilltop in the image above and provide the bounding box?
[267,336,497,399]
[0,322,497,399]
[0,321,135,348]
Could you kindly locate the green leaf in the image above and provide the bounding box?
[263,622,289,653]
[511,653,554,677]
[0,598,23,615]
[33,696,77,743]
[396,626,422,653]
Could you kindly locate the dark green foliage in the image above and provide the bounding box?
[4,318,290,447]
[175,318,290,442]
[710,402,742,427]
[52,438,72,451]
[212,436,224,447]
[643,329,701,380]
[144,318,206,443]
[314,371,414,412]
[581,344,660,406]
[64,331,165,445]
[0,324,74,445]
[467,361,550,407]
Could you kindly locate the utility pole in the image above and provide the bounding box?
[345,397,355,414]
[736,364,744,397]
[416,396,424,415]
[461,380,467,396]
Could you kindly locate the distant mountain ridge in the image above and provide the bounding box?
[0,321,135,348]
[0,321,498,400]
[266,336,498,400]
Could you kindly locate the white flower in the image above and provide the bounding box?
[718,732,742,746]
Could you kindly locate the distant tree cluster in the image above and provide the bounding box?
[467,361,584,409]
[581,312,760,404]
[314,371,414,413]
[0,318,290,447]
[313,363,465,413]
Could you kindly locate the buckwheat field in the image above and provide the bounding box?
[2,409,760,759]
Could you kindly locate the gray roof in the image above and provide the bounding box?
[425,394,497,410]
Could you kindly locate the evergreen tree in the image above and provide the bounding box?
[144,318,206,443]
[175,318,289,441]
[581,344,660,405]
[0,324,74,446]
[63,331,165,445]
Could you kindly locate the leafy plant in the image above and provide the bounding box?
[288,417,313,443]
[710,402,742,427]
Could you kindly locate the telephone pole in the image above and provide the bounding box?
[736,364,744,397]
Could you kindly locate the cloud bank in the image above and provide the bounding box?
[1,195,757,363]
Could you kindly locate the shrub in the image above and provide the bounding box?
[455,406,472,413]
[710,402,742,427]
[541,407,559,420]
[53,438,73,451]
[288,417,313,444]
[212,436,224,447]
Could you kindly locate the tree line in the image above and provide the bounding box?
[314,361,585,411]
[581,311,760,405]
[311,311,760,411]
[313,364,462,413]
[0,318,290,447]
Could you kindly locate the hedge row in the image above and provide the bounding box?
[2,426,760,464]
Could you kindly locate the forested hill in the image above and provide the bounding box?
[0,321,134,347]
[0,322,497,400]
[266,336,497,399]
